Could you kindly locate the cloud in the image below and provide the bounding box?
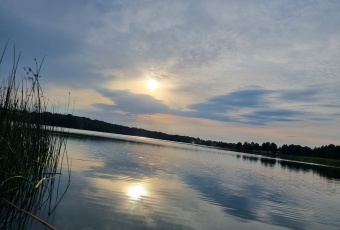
[279,89,318,102]
[93,89,171,115]
[0,1,128,88]
[93,87,321,126]
[189,89,269,112]
[3,0,340,91]
[241,109,302,125]
[186,89,307,125]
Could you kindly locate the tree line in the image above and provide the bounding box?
[234,141,340,160]
[18,112,340,160]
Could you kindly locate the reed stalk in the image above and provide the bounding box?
[0,44,70,229]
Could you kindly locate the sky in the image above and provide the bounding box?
[1,0,340,147]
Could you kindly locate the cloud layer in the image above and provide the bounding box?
[1,0,340,145]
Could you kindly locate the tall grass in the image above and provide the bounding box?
[0,44,70,229]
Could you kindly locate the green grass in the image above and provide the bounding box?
[248,150,340,167]
[0,44,70,229]
[275,154,340,167]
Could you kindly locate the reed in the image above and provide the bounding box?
[0,43,70,229]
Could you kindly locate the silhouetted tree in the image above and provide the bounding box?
[280,144,288,154]
[243,142,252,152]
[261,142,270,152]
[270,142,278,154]
[236,142,243,152]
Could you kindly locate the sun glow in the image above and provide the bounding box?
[127,185,147,200]
[146,79,159,90]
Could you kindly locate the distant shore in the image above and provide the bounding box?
[55,126,340,168]
[240,150,340,168]
[39,112,339,168]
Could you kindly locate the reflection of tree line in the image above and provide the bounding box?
[241,155,259,163]
[279,161,340,180]
[239,155,276,167]
[237,154,340,181]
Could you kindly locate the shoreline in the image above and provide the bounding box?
[235,150,340,168]
[55,127,340,168]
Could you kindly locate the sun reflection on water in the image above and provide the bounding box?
[127,185,147,200]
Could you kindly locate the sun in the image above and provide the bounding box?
[127,185,147,200]
[146,79,159,90]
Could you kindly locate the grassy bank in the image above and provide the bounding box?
[276,154,340,167]
[244,150,340,167]
[0,45,70,229]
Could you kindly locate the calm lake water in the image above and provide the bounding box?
[35,129,340,229]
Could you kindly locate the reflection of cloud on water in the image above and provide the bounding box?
[86,174,277,230]
[78,175,196,229]
[65,138,105,172]
[183,174,306,230]
[66,135,159,179]
[184,174,259,219]
[70,157,105,171]
[63,135,340,229]
[67,136,302,229]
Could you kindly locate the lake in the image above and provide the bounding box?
[34,129,340,229]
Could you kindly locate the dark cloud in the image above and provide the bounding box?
[186,89,307,125]
[180,110,233,123]
[0,2,85,58]
[0,1,114,87]
[241,109,303,125]
[279,89,318,102]
[189,89,268,112]
[93,88,311,125]
[93,89,170,114]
